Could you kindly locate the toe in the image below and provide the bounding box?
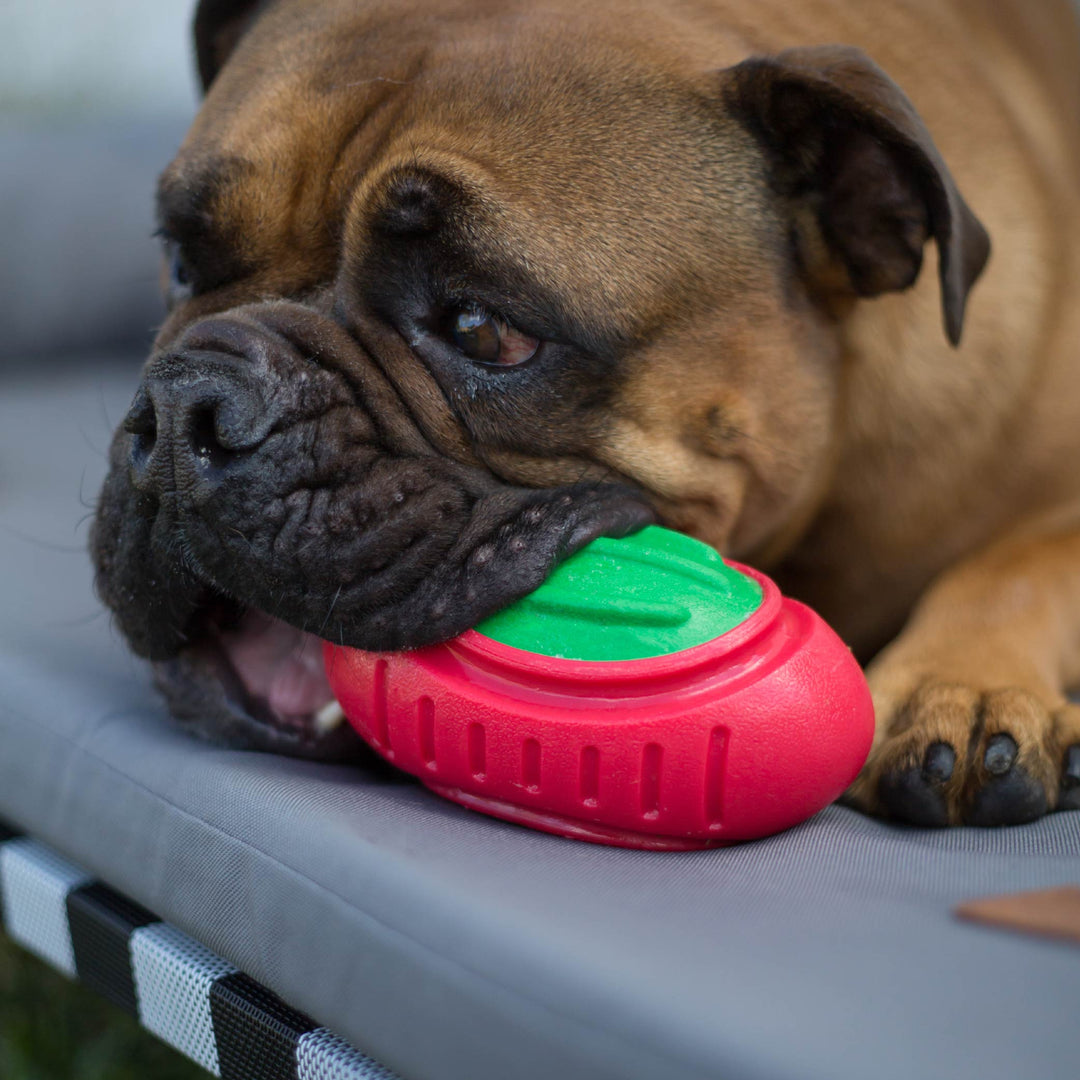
[877,741,955,827]
[967,742,1049,826]
[1060,745,1080,811]
[965,691,1055,826]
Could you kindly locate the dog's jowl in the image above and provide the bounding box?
[92,0,1080,824]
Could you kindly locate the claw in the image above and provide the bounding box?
[983,733,1018,776]
[923,741,956,783]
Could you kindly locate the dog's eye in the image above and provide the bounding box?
[444,306,539,367]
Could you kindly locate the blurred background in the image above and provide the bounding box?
[1,0,197,368]
[2,8,205,1076]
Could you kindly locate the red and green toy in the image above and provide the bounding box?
[325,526,874,849]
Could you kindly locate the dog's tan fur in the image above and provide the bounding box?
[160,0,1080,822]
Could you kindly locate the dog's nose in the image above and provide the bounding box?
[124,359,271,495]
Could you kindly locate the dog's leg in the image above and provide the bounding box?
[845,525,1080,825]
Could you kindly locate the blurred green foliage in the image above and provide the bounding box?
[0,933,204,1080]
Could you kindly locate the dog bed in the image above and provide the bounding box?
[1,362,1077,1080]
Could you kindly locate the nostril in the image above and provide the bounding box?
[188,405,234,471]
[130,427,157,470]
[125,362,267,493]
[124,389,158,478]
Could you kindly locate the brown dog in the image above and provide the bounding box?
[92,0,1080,826]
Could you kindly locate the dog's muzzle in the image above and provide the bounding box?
[90,303,652,756]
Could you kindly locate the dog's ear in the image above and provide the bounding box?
[193,0,268,92]
[725,45,990,346]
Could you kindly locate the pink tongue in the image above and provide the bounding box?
[217,610,334,720]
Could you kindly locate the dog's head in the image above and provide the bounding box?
[91,0,989,755]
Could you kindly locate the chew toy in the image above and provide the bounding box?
[325,526,873,849]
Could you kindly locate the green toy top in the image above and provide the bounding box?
[474,525,763,661]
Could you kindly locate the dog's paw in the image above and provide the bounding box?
[845,683,1080,826]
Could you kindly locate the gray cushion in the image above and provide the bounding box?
[1,362,1078,1080]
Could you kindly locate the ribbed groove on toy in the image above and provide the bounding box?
[468,723,487,780]
[706,726,729,828]
[641,743,662,819]
[373,659,390,752]
[523,738,541,792]
[418,696,436,769]
[580,746,600,807]
[524,594,691,628]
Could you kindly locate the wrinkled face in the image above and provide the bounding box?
[92,0,846,756]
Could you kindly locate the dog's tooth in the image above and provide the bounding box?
[315,699,346,734]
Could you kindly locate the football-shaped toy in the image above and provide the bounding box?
[325,526,874,849]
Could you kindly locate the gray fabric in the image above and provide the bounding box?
[1,363,1078,1080]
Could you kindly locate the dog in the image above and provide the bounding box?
[92,0,1080,827]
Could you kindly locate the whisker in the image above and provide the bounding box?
[98,380,120,435]
[77,466,99,510]
[317,584,344,639]
[46,609,106,629]
[0,523,87,553]
[79,424,107,460]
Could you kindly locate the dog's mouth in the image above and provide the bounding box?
[215,609,342,733]
[149,595,361,760]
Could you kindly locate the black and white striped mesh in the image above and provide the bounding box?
[0,819,402,1080]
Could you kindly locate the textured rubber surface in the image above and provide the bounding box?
[329,583,874,847]
[475,526,763,660]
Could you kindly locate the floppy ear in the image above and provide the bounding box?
[193,0,269,92]
[725,45,990,346]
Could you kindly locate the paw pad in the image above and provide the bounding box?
[968,760,1048,826]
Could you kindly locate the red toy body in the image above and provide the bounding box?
[325,563,874,849]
